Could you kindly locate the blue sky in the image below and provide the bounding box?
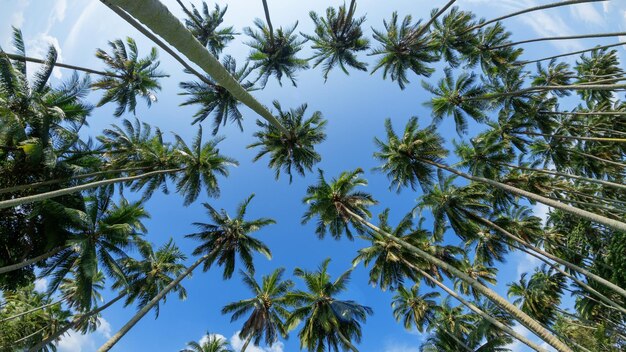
[2,0,626,351]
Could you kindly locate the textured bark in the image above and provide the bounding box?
[0,246,66,274]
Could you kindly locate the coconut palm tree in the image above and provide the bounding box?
[98,195,273,351]
[248,101,327,182]
[286,259,372,352]
[369,12,438,89]
[508,266,566,326]
[178,2,236,56]
[303,2,369,80]
[92,37,168,117]
[222,268,293,351]
[179,55,254,134]
[429,6,477,67]
[180,333,234,352]
[391,284,440,333]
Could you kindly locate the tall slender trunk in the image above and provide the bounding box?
[0,52,118,77]
[554,187,626,208]
[0,167,150,195]
[492,31,626,50]
[0,246,66,274]
[97,255,208,352]
[515,131,626,143]
[9,327,46,346]
[100,1,214,88]
[105,0,288,134]
[494,161,626,191]
[0,299,64,323]
[343,208,573,352]
[412,266,546,352]
[516,41,625,66]
[470,214,626,300]
[573,151,626,169]
[465,0,607,33]
[537,110,626,116]
[420,159,626,233]
[261,0,275,44]
[339,0,357,38]
[336,329,359,352]
[466,83,626,102]
[0,168,183,210]
[240,334,253,352]
[28,292,126,352]
[430,319,473,352]
[409,0,456,40]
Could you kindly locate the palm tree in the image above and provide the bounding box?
[244,19,309,87]
[98,195,273,351]
[429,6,477,67]
[92,37,168,117]
[515,42,626,66]
[303,2,369,80]
[369,12,437,89]
[286,259,372,352]
[491,31,626,51]
[178,2,236,56]
[180,333,234,352]
[248,101,327,182]
[179,55,254,134]
[391,284,440,333]
[104,0,289,134]
[222,268,293,351]
[508,267,566,325]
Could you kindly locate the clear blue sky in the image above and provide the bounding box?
[2,0,625,351]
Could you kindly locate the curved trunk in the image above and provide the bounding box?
[516,41,626,66]
[0,168,183,210]
[516,131,626,143]
[0,246,66,274]
[105,0,288,134]
[409,0,457,40]
[494,161,626,191]
[471,214,626,300]
[28,292,126,352]
[492,31,626,50]
[413,266,546,352]
[421,159,626,233]
[0,52,118,77]
[97,255,207,352]
[466,83,626,101]
[465,0,607,33]
[336,329,360,352]
[344,209,573,352]
[0,299,64,323]
[0,167,150,195]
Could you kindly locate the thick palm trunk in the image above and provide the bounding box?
[472,215,626,300]
[494,161,626,191]
[0,168,182,210]
[409,0,457,40]
[105,0,288,135]
[516,42,626,65]
[0,299,64,323]
[336,329,359,352]
[1,52,118,77]
[343,209,573,352]
[97,255,207,352]
[413,266,546,352]
[28,292,126,352]
[492,31,626,50]
[516,131,626,143]
[421,159,626,233]
[0,167,150,195]
[465,0,606,33]
[0,246,66,274]
[466,83,626,101]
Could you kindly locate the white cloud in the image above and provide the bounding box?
[569,3,604,26]
[25,33,64,79]
[96,318,112,339]
[34,278,48,292]
[230,331,284,352]
[199,332,228,346]
[516,251,542,278]
[56,318,111,352]
[383,343,420,352]
[64,0,100,54]
[533,203,550,225]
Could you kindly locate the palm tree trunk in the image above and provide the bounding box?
[261,0,275,44]
[100,1,214,88]
[0,167,150,195]
[0,168,183,210]
[0,52,118,77]
[0,246,66,274]
[421,159,626,232]
[105,0,288,135]
[240,334,254,352]
[409,0,456,40]
[538,110,626,116]
[339,0,357,38]
[573,150,626,169]
[0,299,64,323]
[9,327,46,345]
[428,319,473,352]
[343,208,573,352]
[492,31,626,50]
[554,187,626,207]
[466,83,626,101]
[97,254,208,352]
[28,292,126,352]
[515,42,625,66]
[494,161,626,191]
[413,266,547,352]
[336,329,359,352]
[515,131,626,143]
[466,0,606,33]
[470,214,626,300]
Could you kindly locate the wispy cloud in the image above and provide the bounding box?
[56,318,112,352]
[230,331,284,352]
